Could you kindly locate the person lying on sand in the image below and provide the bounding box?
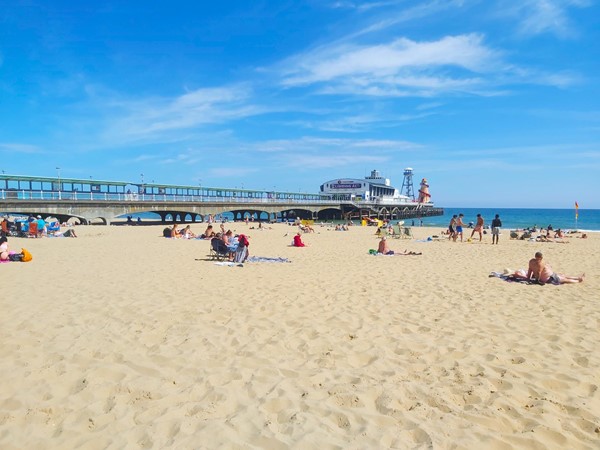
[376,236,422,255]
[526,251,584,284]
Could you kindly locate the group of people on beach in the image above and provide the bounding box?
[446,213,502,244]
[1,215,77,238]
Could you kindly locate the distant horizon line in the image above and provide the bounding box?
[438,206,597,211]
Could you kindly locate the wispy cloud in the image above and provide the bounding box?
[279,34,503,96]
[255,136,420,153]
[99,85,266,145]
[287,111,437,132]
[248,136,421,169]
[497,0,591,38]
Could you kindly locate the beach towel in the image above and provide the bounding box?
[246,256,291,263]
[234,245,249,263]
[214,261,244,267]
[489,272,545,285]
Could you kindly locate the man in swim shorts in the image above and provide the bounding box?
[527,252,584,284]
[470,213,484,242]
[491,214,502,245]
[456,213,465,242]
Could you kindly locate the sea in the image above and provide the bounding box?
[414,208,600,232]
[124,207,600,232]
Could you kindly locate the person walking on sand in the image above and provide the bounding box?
[470,214,484,242]
[448,215,458,241]
[491,214,502,245]
[527,252,584,284]
[456,213,465,242]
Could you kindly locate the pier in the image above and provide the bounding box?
[0,175,444,224]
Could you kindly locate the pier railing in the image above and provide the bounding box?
[0,190,345,204]
[0,189,438,209]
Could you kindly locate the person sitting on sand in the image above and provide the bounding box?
[0,236,30,261]
[0,236,9,261]
[377,236,394,254]
[293,232,307,247]
[377,236,421,255]
[201,225,215,239]
[170,223,181,238]
[526,251,584,284]
[181,225,196,239]
[222,230,238,253]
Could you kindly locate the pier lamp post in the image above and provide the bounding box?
[198,179,202,202]
[56,167,61,200]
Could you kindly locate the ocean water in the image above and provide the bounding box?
[119,208,600,231]
[417,208,599,232]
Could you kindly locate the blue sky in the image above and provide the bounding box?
[1,0,599,208]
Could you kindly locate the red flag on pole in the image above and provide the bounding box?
[575,201,579,219]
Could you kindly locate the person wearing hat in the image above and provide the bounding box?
[36,215,46,237]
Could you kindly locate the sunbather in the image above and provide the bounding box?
[181,225,196,239]
[170,223,181,238]
[201,225,215,239]
[377,236,421,255]
[527,251,584,284]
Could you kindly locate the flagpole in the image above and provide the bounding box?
[575,201,579,230]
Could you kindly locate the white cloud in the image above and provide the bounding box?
[279,34,503,96]
[101,85,265,144]
[288,112,436,132]
[255,136,420,154]
[288,154,386,169]
[283,34,496,84]
[497,0,591,38]
[247,136,422,169]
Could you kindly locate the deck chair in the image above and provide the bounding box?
[401,226,413,239]
[209,238,230,261]
[28,221,38,238]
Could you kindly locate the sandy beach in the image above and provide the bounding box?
[1,223,598,449]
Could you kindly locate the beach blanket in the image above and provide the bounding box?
[489,272,547,285]
[214,261,244,267]
[246,256,291,263]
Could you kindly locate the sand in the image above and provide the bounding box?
[1,223,598,449]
